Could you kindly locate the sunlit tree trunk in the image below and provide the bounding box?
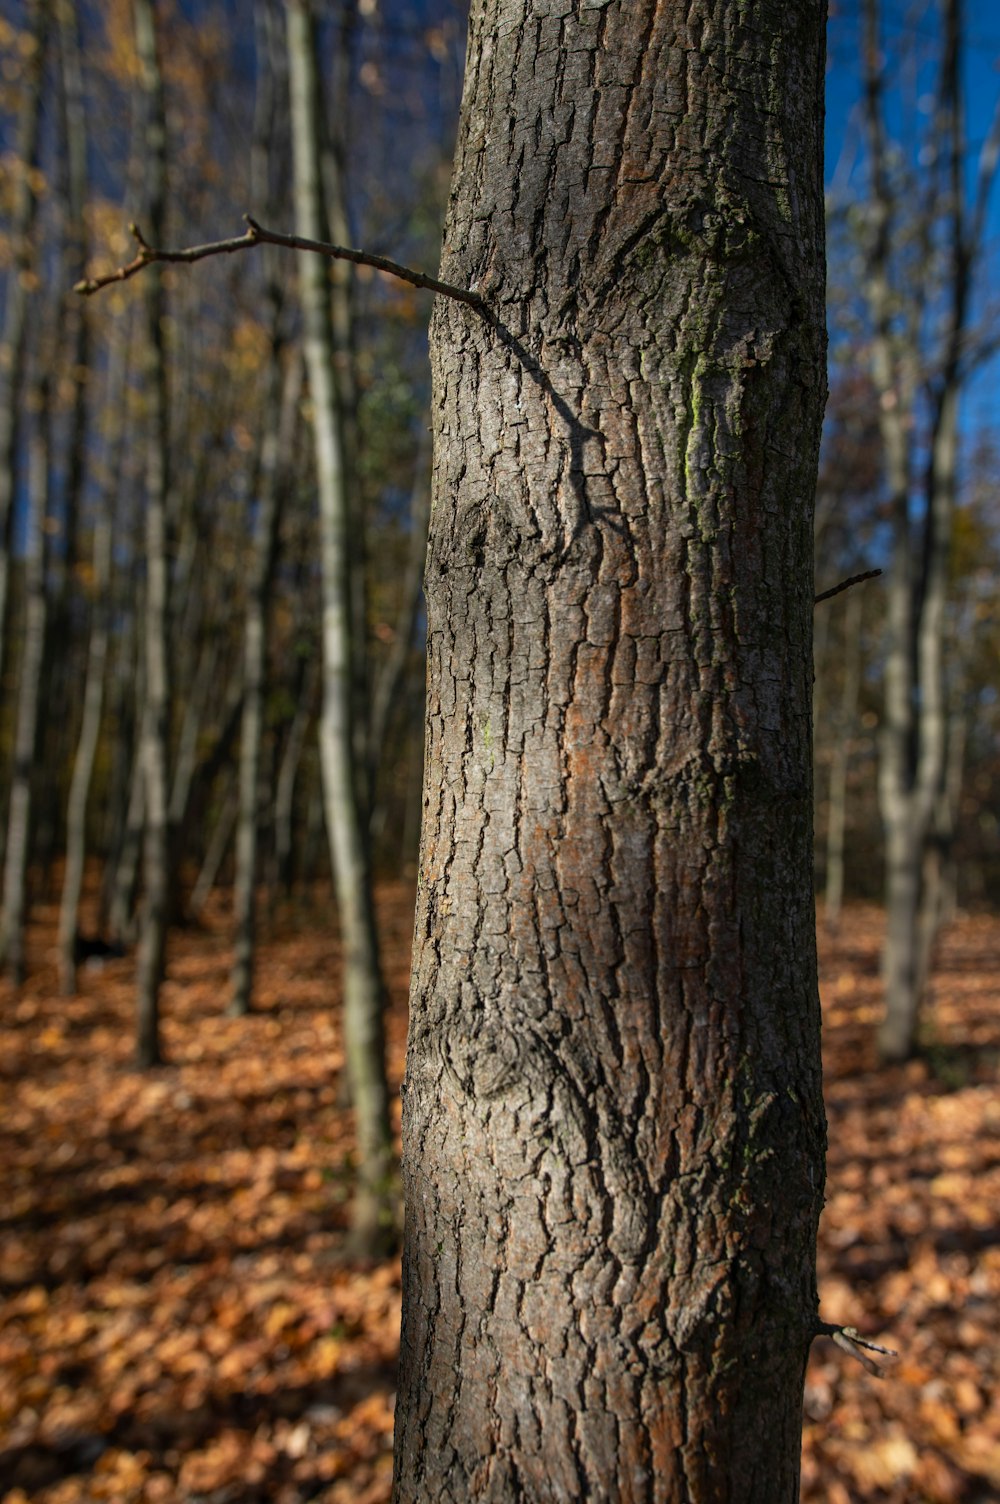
[863,0,993,1060]
[134,0,171,1068]
[287,0,391,1242]
[394,1,828,1497]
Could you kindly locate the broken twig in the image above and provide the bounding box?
[814,1320,898,1378]
[814,568,883,606]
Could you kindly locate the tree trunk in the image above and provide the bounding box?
[287,0,392,1244]
[190,775,238,919]
[916,708,965,1001]
[271,652,318,900]
[394,2,828,1499]
[369,435,432,838]
[824,586,863,929]
[230,350,298,1013]
[0,371,51,984]
[230,0,290,1017]
[0,0,46,695]
[60,294,131,991]
[134,0,170,1069]
[108,707,145,946]
[58,508,112,995]
[863,0,989,1061]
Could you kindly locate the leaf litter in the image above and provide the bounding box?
[1,892,998,1502]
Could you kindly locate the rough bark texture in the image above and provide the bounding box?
[394,2,828,1500]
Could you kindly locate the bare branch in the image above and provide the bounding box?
[74,215,486,312]
[814,1320,898,1378]
[814,568,883,605]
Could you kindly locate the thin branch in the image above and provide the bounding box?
[814,568,883,605]
[74,215,486,312]
[814,1320,898,1378]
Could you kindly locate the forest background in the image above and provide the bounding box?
[1,0,999,1501]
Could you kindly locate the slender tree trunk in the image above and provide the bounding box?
[134,0,170,1069]
[369,436,431,834]
[863,0,924,1061]
[271,652,318,901]
[287,0,391,1243]
[0,372,51,984]
[824,586,863,929]
[43,0,91,834]
[916,708,965,999]
[108,709,145,946]
[59,509,112,995]
[393,2,828,1497]
[190,775,238,919]
[865,0,987,1060]
[167,639,219,832]
[58,286,131,992]
[322,2,370,816]
[230,352,298,1013]
[0,0,47,692]
[230,0,284,1016]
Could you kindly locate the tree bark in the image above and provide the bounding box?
[287,0,392,1243]
[394,2,828,1499]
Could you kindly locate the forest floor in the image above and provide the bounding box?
[1,888,998,1504]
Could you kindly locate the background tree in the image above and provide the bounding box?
[0,0,45,699]
[133,0,171,1068]
[393,0,829,1497]
[855,0,1000,1061]
[287,0,392,1242]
